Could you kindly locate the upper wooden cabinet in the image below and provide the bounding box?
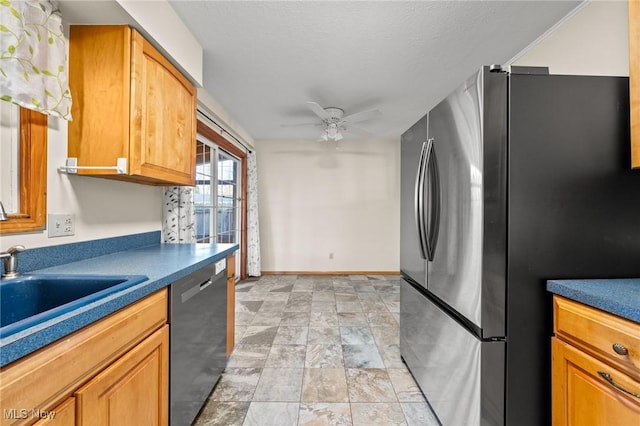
[630,1,640,168]
[68,25,196,186]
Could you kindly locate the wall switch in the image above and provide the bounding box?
[48,214,75,237]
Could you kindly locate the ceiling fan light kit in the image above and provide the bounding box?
[285,101,381,142]
[320,123,344,141]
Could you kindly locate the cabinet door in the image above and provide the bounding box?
[130,31,196,186]
[76,326,169,426]
[33,398,75,426]
[552,337,640,426]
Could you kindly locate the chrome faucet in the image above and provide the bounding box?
[0,202,8,221]
[1,245,25,279]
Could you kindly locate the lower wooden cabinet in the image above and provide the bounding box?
[552,337,640,425]
[75,326,168,426]
[0,289,168,426]
[552,296,640,426]
[33,398,75,426]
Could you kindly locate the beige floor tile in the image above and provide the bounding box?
[309,311,339,327]
[273,326,309,345]
[378,344,405,369]
[193,401,250,426]
[370,326,399,346]
[227,344,271,368]
[346,368,397,402]
[280,311,311,325]
[387,368,426,402]
[350,403,407,426]
[337,312,368,326]
[298,403,352,425]
[265,344,307,368]
[340,326,375,345]
[307,327,341,345]
[210,368,262,401]
[240,326,279,345]
[195,275,440,426]
[366,312,399,327]
[253,368,304,402]
[243,402,299,426]
[342,344,385,368]
[301,369,349,402]
[400,402,440,426]
[305,344,344,368]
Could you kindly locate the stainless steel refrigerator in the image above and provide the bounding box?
[400,65,640,426]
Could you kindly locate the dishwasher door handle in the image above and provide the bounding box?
[181,278,214,303]
[199,279,213,291]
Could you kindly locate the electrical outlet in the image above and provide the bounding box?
[48,214,75,237]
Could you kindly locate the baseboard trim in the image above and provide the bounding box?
[260,271,401,276]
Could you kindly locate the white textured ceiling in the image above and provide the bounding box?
[168,0,583,141]
[69,1,585,142]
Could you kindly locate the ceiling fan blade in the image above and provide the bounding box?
[342,108,381,124]
[344,125,372,137]
[306,101,330,120]
[280,122,323,128]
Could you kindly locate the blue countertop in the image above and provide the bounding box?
[0,243,237,367]
[547,278,640,323]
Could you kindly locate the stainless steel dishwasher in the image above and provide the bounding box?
[169,259,227,426]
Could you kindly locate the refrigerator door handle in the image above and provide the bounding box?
[415,141,429,260]
[425,138,440,260]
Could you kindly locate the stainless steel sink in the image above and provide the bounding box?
[0,274,148,338]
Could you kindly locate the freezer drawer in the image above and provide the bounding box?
[400,279,505,425]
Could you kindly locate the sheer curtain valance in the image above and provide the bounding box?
[0,0,72,119]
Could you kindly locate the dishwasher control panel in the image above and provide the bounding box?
[214,258,226,275]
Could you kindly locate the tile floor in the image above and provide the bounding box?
[193,274,440,426]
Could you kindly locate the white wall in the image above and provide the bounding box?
[1,115,163,250]
[257,139,400,273]
[3,0,627,263]
[1,1,253,252]
[255,0,628,274]
[512,0,628,75]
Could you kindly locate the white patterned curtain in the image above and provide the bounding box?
[0,0,72,119]
[163,187,196,243]
[247,150,261,276]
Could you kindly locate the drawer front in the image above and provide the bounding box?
[554,296,640,380]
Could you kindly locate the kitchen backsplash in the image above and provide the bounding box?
[3,231,161,275]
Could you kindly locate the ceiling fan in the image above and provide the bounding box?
[284,102,382,141]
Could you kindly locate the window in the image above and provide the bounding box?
[194,140,241,246]
[217,151,239,243]
[195,117,248,279]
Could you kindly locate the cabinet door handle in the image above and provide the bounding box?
[612,343,629,356]
[597,371,640,399]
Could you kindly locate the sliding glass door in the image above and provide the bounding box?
[216,151,239,244]
[195,140,241,273]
